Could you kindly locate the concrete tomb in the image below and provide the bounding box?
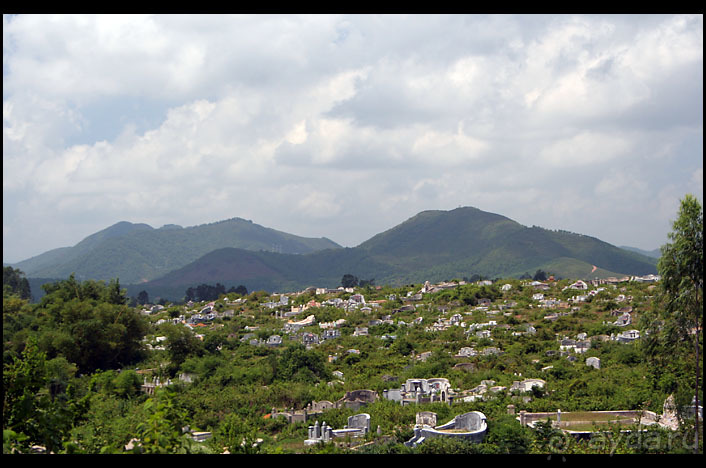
[405,411,488,447]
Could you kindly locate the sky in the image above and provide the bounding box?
[3,14,703,264]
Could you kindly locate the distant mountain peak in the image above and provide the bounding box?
[75,221,153,248]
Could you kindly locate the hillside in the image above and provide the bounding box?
[357,208,656,277]
[11,218,341,285]
[130,246,393,300]
[133,207,658,300]
[620,246,662,259]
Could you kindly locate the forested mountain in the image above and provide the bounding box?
[10,218,341,285]
[355,207,657,281]
[132,207,658,301]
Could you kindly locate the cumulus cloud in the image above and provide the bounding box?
[539,131,634,166]
[3,14,703,262]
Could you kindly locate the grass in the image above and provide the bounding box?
[539,411,644,432]
[546,411,638,422]
[562,421,639,432]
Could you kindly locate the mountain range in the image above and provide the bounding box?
[11,217,340,285]
[8,206,659,302]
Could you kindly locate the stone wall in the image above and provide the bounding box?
[310,400,335,412]
[336,389,378,410]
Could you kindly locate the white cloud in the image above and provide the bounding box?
[3,14,703,262]
[594,171,648,197]
[539,132,634,166]
[411,125,489,164]
[285,120,309,145]
[295,190,343,218]
[623,14,703,81]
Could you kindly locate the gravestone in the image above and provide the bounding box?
[347,413,371,434]
[416,411,437,427]
[661,394,680,430]
[586,356,601,369]
[455,412,483,431]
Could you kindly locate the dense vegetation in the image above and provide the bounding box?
[3,272,701,454]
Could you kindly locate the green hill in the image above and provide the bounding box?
[131,245,394,300]
[353,207,656,282]
[11,218,341,285]
[133,206,658,300]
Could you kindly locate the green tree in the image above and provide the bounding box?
[227,285,248,296]
[486,415,533,453]
[136,290,149,305]
[359,278,375,287]
[133,389,192,454]
[3,266,31,301]
[162,324,205,375]
[3,337,47,452]
[530,419,571,454]
[2,337,74,453]
[533,269,548,281]
[45,356,77,400]
[113,370,142,399]
[276,344,330,383]
[31,276,149,374]
[341,274,358,288]
[392,336,414,356]
[105,278,128,305]
[414,437,496,454]
[654,194,703,451]
[219,412,261,454]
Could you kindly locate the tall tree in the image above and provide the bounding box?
[341,274,358,288]
[3,266,32,301]
[227,285,248,296]
[133,389,192,454]
[163,324,204,375]
[33,277,149,373]
[3,337,75,453]
[657,194,703,452]
[137,290,150,305]
[106,278,128,305]
[533,269,548,281]
[186,283,227,302]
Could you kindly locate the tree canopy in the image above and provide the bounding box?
[3,266,32,301]
[28,275,149,374]
[658,194,703,342]
[185,283,226,302]
[341,274,358,288]
[655,194,703,451]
